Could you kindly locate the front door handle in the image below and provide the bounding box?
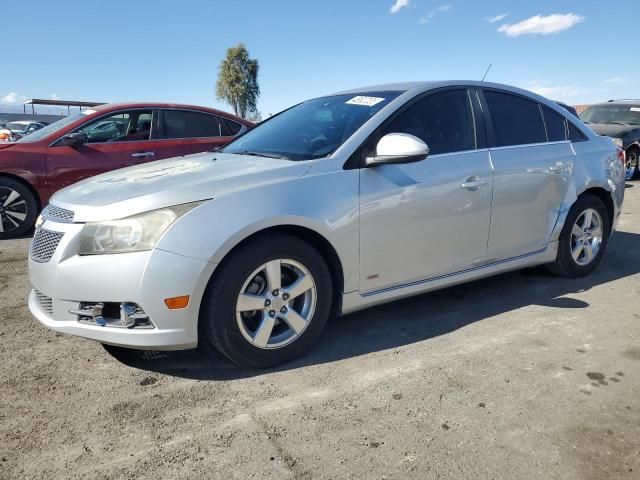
[131,151,155,158]
[461,176,489,190]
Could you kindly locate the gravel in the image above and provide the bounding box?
[1,183,639,479]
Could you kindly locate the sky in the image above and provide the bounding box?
[2,0,639,117]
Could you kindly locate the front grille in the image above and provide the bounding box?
[34,289,53,315]
[43,204,74,223]
[30,229,64,263]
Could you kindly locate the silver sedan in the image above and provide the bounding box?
[28,81,626,367]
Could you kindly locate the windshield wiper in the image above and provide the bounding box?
[606,121,630,126]
[234,150,290,160]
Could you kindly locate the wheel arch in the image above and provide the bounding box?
[580,186,615,232]
[0,172,42,210]
[205,223,346,317]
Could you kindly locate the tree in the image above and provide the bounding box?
[216,44,260,119]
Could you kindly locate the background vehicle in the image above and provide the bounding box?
[580,100,640,179]
[28,81,625,367]
[0,103,253,238]
[0,120,46,141]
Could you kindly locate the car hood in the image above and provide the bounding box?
[586,123,638,138]
[51,152,313,222]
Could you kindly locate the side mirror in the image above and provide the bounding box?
[58,132,88,147]
[365,133,429,167]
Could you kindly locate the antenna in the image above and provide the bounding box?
[481,64,492,82]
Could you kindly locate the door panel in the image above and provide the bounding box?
[45,140,159,193]
[487,142,575,261]
[359,150,493,292]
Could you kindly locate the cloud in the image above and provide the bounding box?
[390,0,410,14]
[527,84,590,101]
[488,13,508,23]
[1,92,26,104]
[604,77,628,84]
[50,93,60,100]
[419,4,452,24]
[498,13,584,37]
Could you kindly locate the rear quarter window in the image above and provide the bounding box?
[542,106,568,142]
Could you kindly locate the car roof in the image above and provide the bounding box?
[591,99,640,106]
[328,80,555,102]
[91,102,253,125]
[7,120,34,125]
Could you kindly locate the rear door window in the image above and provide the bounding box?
[541,106,568,142]
[162,110,223,139]
[484,90,546,147]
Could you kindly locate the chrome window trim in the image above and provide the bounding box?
[489,140,571,152]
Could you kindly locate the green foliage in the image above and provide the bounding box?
[216,44,260,119]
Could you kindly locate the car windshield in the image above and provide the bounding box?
[16,110,95,143]
[222,91,402,160]
[580,104,640,125]
[6,122,28,131]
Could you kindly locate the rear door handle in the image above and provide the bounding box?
[461,176,489,190]
[131,151,155,158]
[548,162,564,173]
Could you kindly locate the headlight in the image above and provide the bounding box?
[612,137,624,148]
[78,202,204,255]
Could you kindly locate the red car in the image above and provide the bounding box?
[0,103,253,238]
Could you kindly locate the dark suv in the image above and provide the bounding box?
[580,100,640,179]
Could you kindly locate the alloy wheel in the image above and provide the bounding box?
[236,259,317,349]
[570,208,604,266]
[0,187,28,234]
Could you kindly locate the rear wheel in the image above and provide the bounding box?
[546,195,609,278]
[0,177,38,240]
[200,234,333,367]
[626,146,639,180]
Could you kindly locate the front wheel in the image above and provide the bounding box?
[200,234,333,367]
[0,177,38,240]
[546,195,610,278]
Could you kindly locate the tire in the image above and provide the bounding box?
[626,146,639,180]
[546,194,610,278]
[200,233,333,368]
[0,177,38,240]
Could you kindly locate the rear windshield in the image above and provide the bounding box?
[580,104,640,125]
[223,91,401,161]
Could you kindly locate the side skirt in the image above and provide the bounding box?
[340,242,558,315]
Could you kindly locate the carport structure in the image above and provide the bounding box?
[23,98,105,116]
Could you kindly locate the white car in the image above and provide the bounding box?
[0,120,46,141]
[28,81,625,367]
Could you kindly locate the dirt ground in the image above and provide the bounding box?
[1,183,639,480]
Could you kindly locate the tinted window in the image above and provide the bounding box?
[163,110,222,139]
[381,90,475,155]
[568,122,588,142]
[542,106,567,142]
[484,91,546,147]
[76,110,152,143]
[223,118,243,135]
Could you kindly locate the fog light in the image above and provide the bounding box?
[70,302,153,328]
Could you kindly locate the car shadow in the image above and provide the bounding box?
[105,230,640,380]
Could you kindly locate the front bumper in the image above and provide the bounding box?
[28,219,216,350]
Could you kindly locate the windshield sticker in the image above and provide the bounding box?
[346,96,385,107]
[630,107,640,112]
